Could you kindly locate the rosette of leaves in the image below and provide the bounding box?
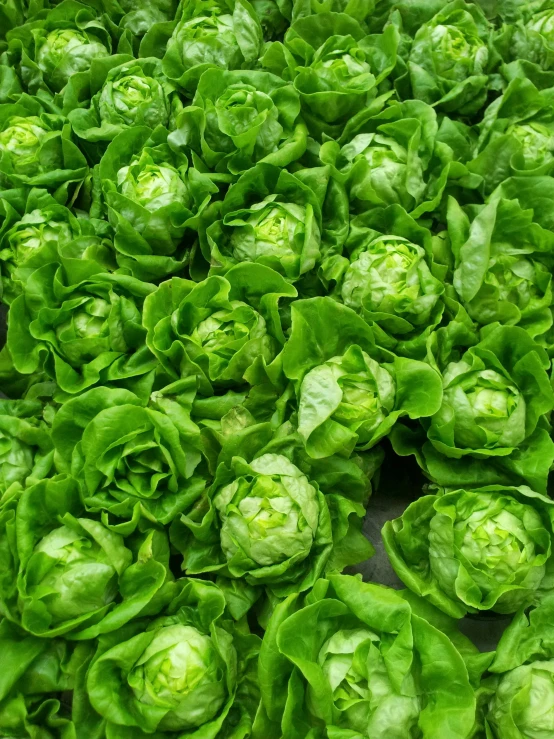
[0,474,175,639]
[448,195,554,348]
[168,68,307,176]
[81,578,260,738]
[143,262,296,395]
[170,431,374,610]
[141,0,263,96]
[0,96,88,198]
[98,125,218,281]
[468,77,554,193]
[253,574,484,739]
[67,57,183,155]
[109,0,179,38]
[382,485,554,618]
[476,595,554,738]
[404,0,494,116]
[0,620,89,738]
[204,162,326,282]
[391,324,554,492]
[51,383,207,534]
[289,0,378,26]
[0,393,54,497]
[282,296,443,458]
[7,253,157,395]
[4,0,129,95]
[262,11,398,139]
[319,98,477,218]
[0,187,112,306]
[323,205,445,358]
[494,4,554,77]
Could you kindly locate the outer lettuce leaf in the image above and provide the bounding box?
[0,618,91,739]
[0,392,54,497]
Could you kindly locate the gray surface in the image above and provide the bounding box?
[0,305,506,651]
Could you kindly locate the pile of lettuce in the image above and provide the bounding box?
[1,0,554,736]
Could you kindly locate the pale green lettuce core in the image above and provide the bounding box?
[439,362,526,450]
[172,14,244,72]
[342,238,428,314]
[37,28,109,90]
[7,211,73,264]
[230,199,313,265]
[103,75,166,125]
[508,122,554,169]
[308,50,373,94]
[337,233,443,348]
[117,159,191,211]
[527,10,554,42]
[484,256,541,308]
[318,627,420,736]
[0,117,48,173]
[298,348,395,452]
[37,28,88,71]
[129,624,227,731]
[211,85,282,152]
[427,22,487,82]
[407,2,491,116]
[429,493,547,606]
[29,524,119,623]
[488,660,554,737]
[98,72,171,129]
[340,132,427,208]
[191,306,267,354]
[56,297,111,345]
[214,453,320,568]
